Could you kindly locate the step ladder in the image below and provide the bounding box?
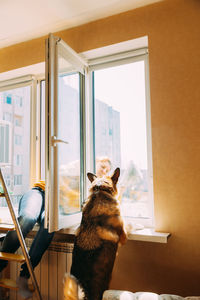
[0,168,42,300]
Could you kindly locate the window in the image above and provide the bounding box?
[4,174,11,187]
[86,41,153,227]
[6,95,12,104]
[14,175,22,185]
[41,75,84,220]
[3,112,12,121]
[14,134,22,145]
[0,121,11,164]
[93,61,152,222]
[45,34,153,230]
[15,116,22,127]
[40,80,45,180]
[0,81,35,223]
[15,96,23,107]
[45,34,86,231]
[14,154,23,166]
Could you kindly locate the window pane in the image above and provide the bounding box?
[41,73,81,219]
[0,86,31,223]
[0,126,5,162]
[41,80,45,180]
[57,71,81,216]
[94,61,152,219]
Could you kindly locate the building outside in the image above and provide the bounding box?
[57,77,121,214]
[0,79,148,220]
[0,86,31,212]
[58,78,121,169]
[0,79,121,215]
[95,99,121,169]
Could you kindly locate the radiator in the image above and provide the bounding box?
[8,239,74,300]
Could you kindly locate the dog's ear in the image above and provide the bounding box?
[87,173,97,183]
[111,168,120,184]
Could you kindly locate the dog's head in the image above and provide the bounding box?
[87,167,120,196]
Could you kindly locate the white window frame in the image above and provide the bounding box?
[45,34,88,232]
[0,75,38,188]
[45,35,154,230]
[83,37,154,228]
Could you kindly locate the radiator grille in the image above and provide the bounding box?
[5,239,73,300]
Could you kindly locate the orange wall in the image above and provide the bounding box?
[1,0,200,296]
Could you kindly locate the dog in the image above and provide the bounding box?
[64,167,127,300]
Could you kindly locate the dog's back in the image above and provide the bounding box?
[65,168,127,300]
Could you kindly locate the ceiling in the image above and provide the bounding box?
[0,0,162,49]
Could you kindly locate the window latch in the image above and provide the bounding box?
[51,136,69,147]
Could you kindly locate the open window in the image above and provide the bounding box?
[0,76,37,223]
[45,35,154,231]
[45,34,87,232]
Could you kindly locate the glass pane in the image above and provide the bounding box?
[0,86,31,223]
[94,61,151,219]
[41,80,45,180]
[57,54,81,216]
[46,34,86,231]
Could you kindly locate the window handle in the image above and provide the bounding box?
[51,136,69,146]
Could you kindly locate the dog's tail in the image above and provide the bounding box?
[63,273,79,300]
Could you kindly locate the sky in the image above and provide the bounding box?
[94,60,148,169]
[62,60,149,170]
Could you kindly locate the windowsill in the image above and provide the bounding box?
[57,224,171,244]
[0,221,170,244]
[127,228,170,243]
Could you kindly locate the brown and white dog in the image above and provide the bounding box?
[64,168,127,300]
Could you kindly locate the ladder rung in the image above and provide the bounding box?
[0,278,35,292]
[0,193,5,197]
[0,278,18,290]
[0,252,25,263]
[0,223,15,231]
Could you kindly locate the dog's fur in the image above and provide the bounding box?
[64,168,127,300]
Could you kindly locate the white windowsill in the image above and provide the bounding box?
[61,225,170,244]
[127,228,170,243]
[0,208,170,244]
[0,223,170,244]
